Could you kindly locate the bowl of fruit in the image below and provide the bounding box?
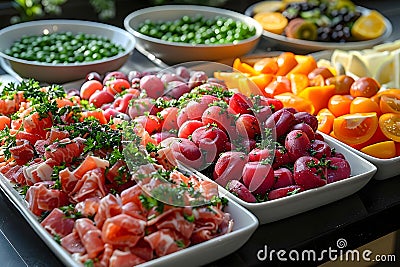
[123,5,263,65]
[245,0,392,52]
[0,19,136,83]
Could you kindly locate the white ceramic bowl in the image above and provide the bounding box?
[123,5,263,65]
[188,135,377,224]
[0,172,258,267]
[320,133,400,180]
[245,4,392,53]
[0,20,136,84]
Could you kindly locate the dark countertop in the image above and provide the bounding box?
[1,1,400,266]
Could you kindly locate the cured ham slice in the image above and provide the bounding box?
[75,218,105,259]
[40,208,75,238]
[23,158,57,184]
[61,230,85,254]
[73,156,109,179]
[9,139,35,165]
[144,228,186,257]
[59,168,78,193]
[75,197,101,218]
[44,137,85,165]
[130,238,153,262]
[94,194,122,229]
[2,164,25,185]
[147,208,195,240]
[70,168,108,203]
[109,250,145,267]
[101,213,146,247]
[25,182,69,216]
[16,131,43,146]
[23,111,53,138]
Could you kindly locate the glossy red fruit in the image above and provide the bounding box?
[268,185,303,200]
[89,90,115,108]
[229,93,253,114]
[285,129,311,160]
[291,122,315,140]
[201,105,237,136]
[248,148,272,162]
[242,162,274,195]
[294,111,319,131]
[178,120,204,139]
[293,156,327,190]
[236,114,261,139]
[191,125,229,164]
[214,151,248,186]
[226,180,257,203]
[265,108,296,138]
[272,144,292,169]
[309,140,332,159]
[272,167,294,189]
[326,157,351,183]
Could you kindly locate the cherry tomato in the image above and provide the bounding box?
[309,139,332,159]
[191,125,229,164]
[248,148,272,162]
[128,98,155,119]
[350,96,381,114]
[178,120,204,139]
[333,112,378,145]
[140,75,164,99]
[89,90,115,108]
[326,157,351,183]
[325,75,354,95]
[201,105,236,136]
[379,113,400,142]
[349,77,380,98]
[272,167,294,189]
[80,80,103,100]
[291,122,315,140]
[225,180,257,203]
[105,78,131,95]
[265,108,296,138]
[103,71,128,85]
[379,94,400,114]
[328,94,353,117]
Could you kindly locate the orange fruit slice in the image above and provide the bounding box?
[379,113,400,142]
[360,140,396,159]
[333,112,378,145]
[274,92,315,114]
[253,12,288,35]
[351,10,386,40]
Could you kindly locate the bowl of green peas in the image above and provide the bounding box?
[124,5,263,65]
[0,19,136,83]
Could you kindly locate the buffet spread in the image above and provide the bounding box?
[0,0,399,266]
